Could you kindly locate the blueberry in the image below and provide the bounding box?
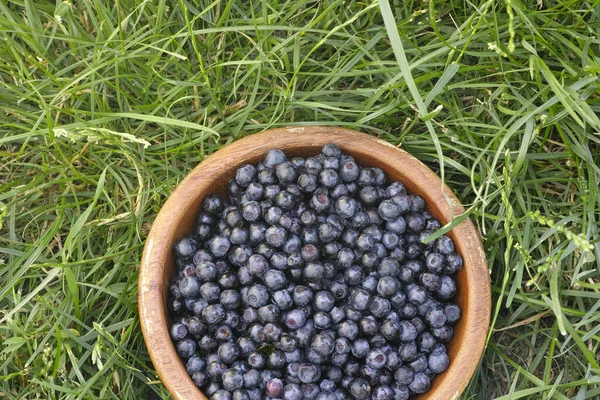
[207,360,227,381]
[174,237,198,259]
[285,349,303,363]
[407,284,428,305]
[445,252,463,273]
[170,322,188,341]
[390,384,409,400]
[258,305,281,324]
[337,320,358,340]
[341,229,359,247]
[232,390,250,400]
[265,225,287,248]
[444,303,461,324]
[371,385,394,400]
[344,266,364,286]
[246,222,266,246]
[434,235,455,255]
[394,366,414,385]
[302,383,321,399]
[335,195,357,218]
[377,258,399,277]
[222,368,244,391]
[224,209,242,229]
[359,316,379,336]
[432,325,454,342]
[408,372,430,394]
[420,272,441,291]
[398,342,418,362]
[376,276,399,298]
[272,289,293,310]
[436,275,457,300]
[345,306,363,321]
[351,289,371,311]
[241,201,262,222]
[356,234,374,252]
[304,262,325,283]
[350,211,370,229]
[179,276,200,299]
[246,284,270,308]
[233,337,255,357]
[202,303,225,324]
[191,371,208,387]
[264,149,287,168]
[298,173,318,192]
[265,378,284,397]
[348,378,371,399]
[283,383,303,400]
[380,319,400,341]
[227,246,251,267]
[198,335,218,352]
[398,320,418,342]
[416,332,435,354]
[186,316,207,337]
[186,356,206,376]
[314,311,333,329]
[216,272,237,289]
[211,389,233,400]
[267,350,286,369]
[247,351,266,369]
[199,281,220,301]
[283,235,302,254]
[298,363,321,383]
[276,161,297,184]
[263,269,286,291]
[318,223,338,243]
[276,190,297,209]
[322,242,341,259]
[313,291,335,312]
[321,143,342,157]
[398,303,417,319]
[351,338,370,358]
[236,164,258,187]
[285,309,307,330]
[329,307,345,324]
[196,260,219,281]
[209,235,231,258]
[378,200,401,221]
[426,307,447,329]
[357,276,376,295]
[369,296,391,319]
[340,160,360,182]
[218,342,240,364]
[359,186,379,205]
[386,351,401,370]
[409,354,429,373]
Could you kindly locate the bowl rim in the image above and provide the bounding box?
[139,126,491,400]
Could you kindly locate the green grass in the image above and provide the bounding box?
[1,0,599,398]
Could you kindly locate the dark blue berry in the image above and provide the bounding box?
[179,276,200,298]
[276,161,297,184]
[236,164,258,187]
[264,149,287,168]
[348,378,371,399]
[408,372,430,394]
[170,322,187,341]
[428,351,450,373]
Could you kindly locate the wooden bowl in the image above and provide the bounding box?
[139,126,490,400]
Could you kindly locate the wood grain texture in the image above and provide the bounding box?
[139,126,491,400]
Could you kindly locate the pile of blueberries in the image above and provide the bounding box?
[167,144,463,400]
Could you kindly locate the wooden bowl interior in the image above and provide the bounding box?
[141,127,489,400]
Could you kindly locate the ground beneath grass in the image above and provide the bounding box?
[1,0,599,398]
